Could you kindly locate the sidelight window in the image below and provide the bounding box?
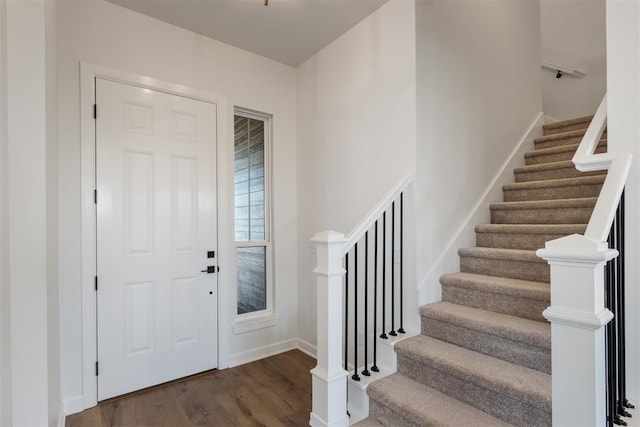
[234,110,272,317]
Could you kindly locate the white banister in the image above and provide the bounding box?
[537,93,632,426]
[572,94,633,242]
[311,172,414,426]
[342,171,414,256]
[310,230,349,427]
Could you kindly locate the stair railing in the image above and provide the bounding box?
[537,94,633,426]
[310,172,413,427]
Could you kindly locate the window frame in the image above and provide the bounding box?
[232,108,275,329]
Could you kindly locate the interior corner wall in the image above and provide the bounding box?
[540,0,606,121]
[606,0,640,403]
[0,0,11,424]
[296,0,417,350]
[46,0,62,425]
[57,0,298,412]
[6,1,51,424]
[415,0,543,303]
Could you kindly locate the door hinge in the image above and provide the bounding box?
[93,104,97,119]
[94,189,97,204]
[95,361,99,376]
[94,276,98,291]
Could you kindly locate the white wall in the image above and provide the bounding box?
[296,0,417,350]
[57,0,298,412]
[0,0,11,424]
[6,1,58,425]
[46,0,62,425]
[415,0,543,303]
[606,0,640,404]
[540,0,606,121]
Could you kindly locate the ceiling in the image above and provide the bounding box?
[106,0,389,67]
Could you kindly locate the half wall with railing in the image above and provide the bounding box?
[309,172,414,427]
[537,94,633,426]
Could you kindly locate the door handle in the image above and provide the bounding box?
[201,266,216,274]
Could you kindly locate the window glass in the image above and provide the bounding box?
[234,112,270,316]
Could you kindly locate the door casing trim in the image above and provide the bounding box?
[79,62,228,412]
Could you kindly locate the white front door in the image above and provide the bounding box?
[95,78,218,400]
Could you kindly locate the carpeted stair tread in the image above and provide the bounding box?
[490,197,596,225]
[440,273,549,321]
[366,374,513,427]
[475,223,586,250]
[475,223,586,235]
[525,140,607,165]
[440,272,549,301]
[459,247,545,263]
[503,175,605,202]
[395,335,551,411]
[534,129,588,150]
[504,175,605,191]
[420,302,550,350]
[491,197,596,211]
[459,247,549,282]
[543,115,592,135]
[514,160,607,182]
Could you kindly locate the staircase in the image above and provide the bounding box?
[361,116,608,426]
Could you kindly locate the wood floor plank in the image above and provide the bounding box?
[66,350,315,427]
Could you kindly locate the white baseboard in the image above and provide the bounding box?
[296,338,317,359]
[227,338,299,368]
[543,114,560,124]
[57,400,66,427]
[417,112,545,297]
[63,394,90,417]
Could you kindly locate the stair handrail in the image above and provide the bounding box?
[310,171,414,427]
[572,93,632,242]
[536,93,634,425]
[342,171,414,256]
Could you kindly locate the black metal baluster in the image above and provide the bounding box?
[352,242,360,381]
[344,253,349,373]
[398,192,405,334]
[380,211,388,340]
[616,191,632,419]
[606,226,615,427]
[372,221,380,372]
[362,232,370,377]
[607,219,626,426]
[621,192,633,412]
[389,201,397,337]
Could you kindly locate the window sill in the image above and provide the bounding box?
[232,314,279,334]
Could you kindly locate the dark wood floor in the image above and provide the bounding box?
[66,350,315,427]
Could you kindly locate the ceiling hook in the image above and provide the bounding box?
[556,70,562,79]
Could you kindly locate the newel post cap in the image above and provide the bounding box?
[536,233,617,265]
[312,230,347,244]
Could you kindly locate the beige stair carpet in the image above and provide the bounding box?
[361,116,602,426]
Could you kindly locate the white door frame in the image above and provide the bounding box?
[80,62,228,411]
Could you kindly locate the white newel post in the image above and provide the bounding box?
[537,234,617,427]
[310,230,349,427]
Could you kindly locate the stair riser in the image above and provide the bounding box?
[475,231,572,250]
[514,168,605,183]
[503,182,603,202]
[368,399,415,427]
[442,285,548,321]
[535,134,607,150]
[421,317,550,373]
[397,355,551,426]
[535,134,582,150]
[460,255,549,282]
[526,144,607,166]
[491,206,593,225]
[543,123,590,136]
